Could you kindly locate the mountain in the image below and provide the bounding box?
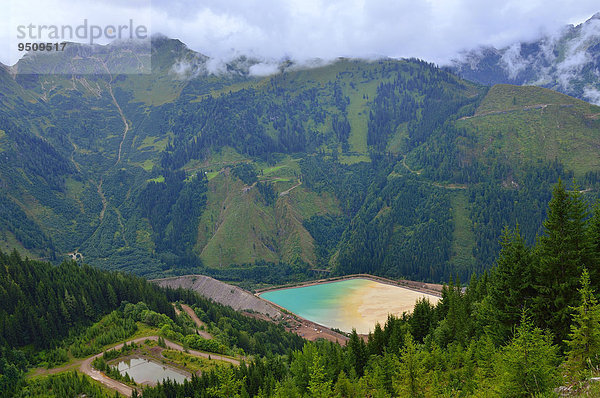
[4,180,600,397]
[3,30,600,398]
[13,40,151,75]
[450,13,600,105]
[456,84,600,174]
[0,37,598,282]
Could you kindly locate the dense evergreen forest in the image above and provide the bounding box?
[132,181,600,397]
[1,181,600,396]
[0,250,174,349]
[0,250,304,397]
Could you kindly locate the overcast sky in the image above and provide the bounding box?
[1,0,598,66]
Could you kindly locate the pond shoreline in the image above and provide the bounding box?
[257,277,441,334]
[254,273,443,297]
[110,355,191,387]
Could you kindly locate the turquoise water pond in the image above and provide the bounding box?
[259,278,369,331]
[259,278,439,333]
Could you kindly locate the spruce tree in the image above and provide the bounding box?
[410,297,435,343]
[307,354,332,398]
[394,333,425,398]
[438,276,469,346]
[534,179,592,344]
[565,268,600,379]
[568,186,594,271]
[588,201,600,289]
[488,225,535,343]
[347,329,368,377]
[495,312,560,397]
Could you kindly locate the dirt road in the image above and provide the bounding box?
[33,335,240,396]
[180,304,213,340]
[279,180,302,196]
[243,311,349,345]
[80,350,134,397]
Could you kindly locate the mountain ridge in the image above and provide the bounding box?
[0,36,598,283]
[450,13,600,105]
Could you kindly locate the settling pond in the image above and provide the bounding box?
[115,357,189,385]
[259,278,440,334]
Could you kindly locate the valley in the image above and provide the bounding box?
[1,15,600,395]
[1,41,599,284]
[33,335,237,396]
[155,273,442,343]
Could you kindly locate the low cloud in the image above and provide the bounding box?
[2,0,599,67]
[583,85,600,105]
[554,18,600,90]
[144,0,599,65]
[170,59,201,78]
[248,62,279,76]
[500,43,528,79]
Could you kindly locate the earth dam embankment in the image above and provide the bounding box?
[152,275,282,319]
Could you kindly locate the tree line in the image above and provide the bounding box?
[4,180,600,396]
[135,180,600,397]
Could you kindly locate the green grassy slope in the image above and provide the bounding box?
[457,84,600,175]
[2,41,600,281]
[449,190,477,271]
[196,166,340,268]
[197,172,280,266]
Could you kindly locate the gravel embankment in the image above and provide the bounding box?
[152,275,282,319]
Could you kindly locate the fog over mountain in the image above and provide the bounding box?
[450,13,600,104]
[2,0,598,67]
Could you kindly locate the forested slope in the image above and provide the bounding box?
[3,181,599,397]
[0,37,599,282]
[124,182,600,397]
[0,249,304,397]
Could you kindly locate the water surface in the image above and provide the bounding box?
[260,278,439,334]
[115,357,189,385]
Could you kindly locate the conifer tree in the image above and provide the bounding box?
[435,276,469,346]
[534,179,592,344]
[488,225,534,343]
[347,329,368,377]
[410,297,435,343]
[565,268,600,379]
[273,377,300,398]
[495,312,559,397]
[588,201,600,289]
[568,186,594,269]
[207,366,244,398]
[333,370,366,398]
[394,333,425,398]
[367,323,386,355]
[307,354,332,398]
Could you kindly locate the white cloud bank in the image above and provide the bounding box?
[1,0,598,68]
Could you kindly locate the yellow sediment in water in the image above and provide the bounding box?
[339,280,439,333]
[260,278,440,334]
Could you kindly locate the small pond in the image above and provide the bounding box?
[115,357,189,385]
